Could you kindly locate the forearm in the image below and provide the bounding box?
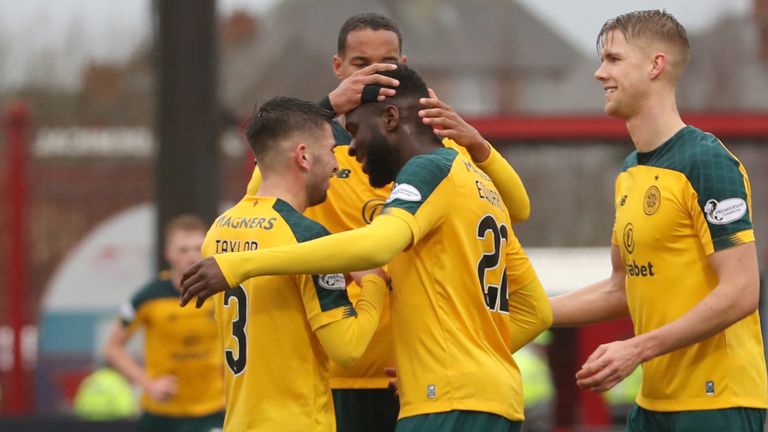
[508,276,553,352]
[550,277,629,326]
[315,274,388,367]
[104,336,150,387]
[475,146,530,223]
[319,95,337,114]
[633,281,758,362]
[216,215,412,287]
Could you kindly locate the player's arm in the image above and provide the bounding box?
[418,88,530,222]
[550,244,629,326]
[577,242,759,392]
[321,63,400,115]
[246,165,261,195]
[507,275,552,353]
[475,146,530,223]
[102,321,177,402]
[635,242,759,357]
[315,272,388,367]
[180,214,412,307]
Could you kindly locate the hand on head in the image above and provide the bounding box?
[328,63,399,115]
[418,88,489,160]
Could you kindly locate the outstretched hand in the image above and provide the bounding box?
[179,257,230,308]
[575,338,644,393]
[418,88,489,162]
[328,63,399,115]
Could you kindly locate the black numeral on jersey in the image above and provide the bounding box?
[224,285,247,375]
[476,214,510,313]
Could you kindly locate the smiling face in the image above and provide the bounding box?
[344,105,399,188]
[594,29,651,119]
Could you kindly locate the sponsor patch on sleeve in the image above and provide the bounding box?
[386,183,422,203]
[317,273,346,290]
[118,302,136,322]
[704,198,747,225]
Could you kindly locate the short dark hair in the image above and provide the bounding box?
[359,64,432,135]
[337,13,403,55]
[597,10,689,70]
[245,97,334,165]
[371,63,428,102]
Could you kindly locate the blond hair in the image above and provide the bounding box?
[598,10,690,76]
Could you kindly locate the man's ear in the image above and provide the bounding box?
[400,54,408,65]
[295,143,311,170]
[332,55,344,80]
[382,105,400,132]
[649,52,667,80]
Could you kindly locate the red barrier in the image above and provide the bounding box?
[3,101,32,413]
[468,113,768,141]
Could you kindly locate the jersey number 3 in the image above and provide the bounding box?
[476,214,510,313]
[224,285,247,375]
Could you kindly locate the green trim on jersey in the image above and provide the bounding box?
[272,199,354,313]
[620,126,752,243]
[332,119,352,146]
[120,277,177,326]
[385,147,457,215]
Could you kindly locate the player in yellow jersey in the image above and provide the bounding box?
[244,13,531,432]
[181,64,552,432]
[549,10,767,431]
[103,215,224,432]
[205,96,388,431]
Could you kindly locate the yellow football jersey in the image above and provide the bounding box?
[382,147,538,421]
[246,136,474,389]
[612,126,767,411]
[205,196,356,431]
[304,143,394,388]
[118,275,224,417]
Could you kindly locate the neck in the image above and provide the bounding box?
[257,172,308,213]
[625,89,686,153]
[397,128,443,166]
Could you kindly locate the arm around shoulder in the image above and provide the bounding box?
[215,214,413,287]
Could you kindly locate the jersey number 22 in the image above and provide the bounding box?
[476,214,510,313]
